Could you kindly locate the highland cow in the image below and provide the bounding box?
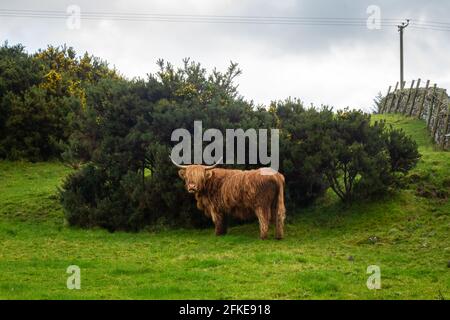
[173,160,286,239]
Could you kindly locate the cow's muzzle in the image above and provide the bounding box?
[187,184,197,193]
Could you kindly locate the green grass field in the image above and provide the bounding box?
[0,114,449,299]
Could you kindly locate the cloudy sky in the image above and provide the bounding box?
[1,0,450,111]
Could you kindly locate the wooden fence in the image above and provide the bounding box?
[379,79,450,150]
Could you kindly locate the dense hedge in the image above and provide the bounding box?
[59,60,419,230]
[0,42,420,230]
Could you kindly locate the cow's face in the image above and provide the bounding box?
[178,165,213,193]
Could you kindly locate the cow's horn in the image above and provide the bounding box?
[170,156,189,169]
[204,157,223,170]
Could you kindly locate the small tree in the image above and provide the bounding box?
[372,92,384,114]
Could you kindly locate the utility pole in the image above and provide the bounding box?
[398,19,410,89]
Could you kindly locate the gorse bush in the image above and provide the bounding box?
[384,125,421,173]
[273,100,333,207]
[0,42,118,161]
[320,110,420,203]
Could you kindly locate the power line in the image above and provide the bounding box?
[0,9,401,26]
[409,21,450,32]
[0,9,404,21]
[410,20,450,27]
[409,23,450,31]
[0,14,399,27]
[410,25,450,32]
[0,9,449,31]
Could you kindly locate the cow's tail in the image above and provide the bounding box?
[274,174,286,240]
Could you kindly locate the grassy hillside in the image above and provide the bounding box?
[0,114,449,299]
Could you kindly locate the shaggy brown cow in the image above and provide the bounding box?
[173,161,286,239]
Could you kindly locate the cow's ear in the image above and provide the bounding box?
[205,170,213,180]
[178,169,186,179]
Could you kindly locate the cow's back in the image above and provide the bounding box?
[220,168,281,212]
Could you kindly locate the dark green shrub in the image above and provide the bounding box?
[384,125,421,173]
[322,110,420,203]
[273,100,331,207]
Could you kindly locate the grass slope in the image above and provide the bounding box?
[0,114,449,299]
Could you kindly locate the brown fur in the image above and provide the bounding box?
[178,166,286,239]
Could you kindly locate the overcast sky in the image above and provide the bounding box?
[1,0,450,111]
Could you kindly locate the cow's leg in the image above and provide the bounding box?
[211,210,227,236]
[255,207,270,240]
[218,214,228,235]
[275,210,285,240]
[273,181,286,240]
[272,197,286,240]
[215,215,227,236]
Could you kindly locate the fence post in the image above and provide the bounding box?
[388,82,399,113]
[394,81,406,113]
[432,89,447,140]
[427,84,438,127]
[441,103,450,149]
[381,85,392,113]
[418,80,430,119]
[408,78,421,116]
[403,80,415,114]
